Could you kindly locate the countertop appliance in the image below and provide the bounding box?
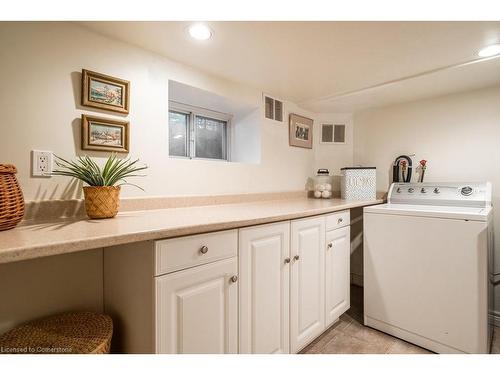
[363,182,494,353]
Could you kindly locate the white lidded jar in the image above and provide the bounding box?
[313,169,333,199]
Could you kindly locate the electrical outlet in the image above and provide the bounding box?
[32,150,53,177]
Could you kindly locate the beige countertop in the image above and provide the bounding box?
[0,197,383,264]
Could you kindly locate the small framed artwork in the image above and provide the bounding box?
[289,113,313,149]
[82,69,130,114]
[320,123,346,144]
[81,115,130,153]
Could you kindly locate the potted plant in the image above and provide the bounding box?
[52,154,147,219]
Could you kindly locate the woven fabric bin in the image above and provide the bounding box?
[83,186,120,219]
[0,312,113,354]
[0,164,25,231]
[340,167,377,200]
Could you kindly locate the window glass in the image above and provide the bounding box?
[195,115,227,160]
[168,111,189,157]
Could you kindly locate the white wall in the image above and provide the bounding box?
[0,249,103,335]
[353,85,500,320]
[0,22,352,201]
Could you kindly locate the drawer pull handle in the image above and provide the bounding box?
[230,275,238,283]
[338,218,343,224]
[284,257,291,264]
[327,243,333,249]
[293,255,300,261]
[199,246,209,254]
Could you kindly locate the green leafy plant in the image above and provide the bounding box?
[52,154,148,189]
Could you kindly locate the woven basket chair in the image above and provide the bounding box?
[0,312,113,354]
[0,164,25,231]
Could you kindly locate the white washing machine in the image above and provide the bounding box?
[364,182,494,354]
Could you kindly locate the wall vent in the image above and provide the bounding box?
[264,94,284,122]
[321,123,346,144]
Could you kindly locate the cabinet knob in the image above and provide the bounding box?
[230,275,238,283]
[338,218,343,224]
[199,246,209,254]
[293,255,300,261]
[327,243,333,249]
[284,257,291,264]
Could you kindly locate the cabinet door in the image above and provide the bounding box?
[239,222,290,354]
[290,216,325,353]
[155,257,238,354]
[325,226,351,327]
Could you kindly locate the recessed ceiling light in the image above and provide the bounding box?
[188,24,213,41]
[478,44,500,57]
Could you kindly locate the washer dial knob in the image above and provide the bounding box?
[461,186,473,196]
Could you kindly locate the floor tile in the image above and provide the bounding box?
[341,319,397,351]
[301,319,351,353]
[300,285,498,355]
[320,331,389,354]
[386,339,431,354]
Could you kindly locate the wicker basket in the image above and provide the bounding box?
[0,164,25,231]
[0,312,113,354]
[83,186,120,219]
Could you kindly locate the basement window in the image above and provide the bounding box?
[169,101,230,161]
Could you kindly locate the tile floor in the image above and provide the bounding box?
[301,285,500,354]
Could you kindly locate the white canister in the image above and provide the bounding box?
[340,167,376,200]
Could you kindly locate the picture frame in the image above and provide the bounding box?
[81,69,130,114]
[289,113,313,149]
[81,114,130,153]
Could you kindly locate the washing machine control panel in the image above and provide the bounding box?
[389,182,491,207]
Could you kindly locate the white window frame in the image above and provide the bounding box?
[168,100,232,161]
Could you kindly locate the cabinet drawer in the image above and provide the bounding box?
[155,230,237,276]
[325,210,350,231]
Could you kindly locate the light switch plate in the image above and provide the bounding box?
[31,150,53,177]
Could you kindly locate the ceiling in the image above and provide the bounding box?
[82,21,500,112]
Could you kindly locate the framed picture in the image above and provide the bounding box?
[289,113,313,149]
[81,115,130,153]
[82,69,130,114]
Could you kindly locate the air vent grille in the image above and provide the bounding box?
[321,123,346,144]
[264,94,284,122]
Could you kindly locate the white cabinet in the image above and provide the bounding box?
[239,222,290,354]
[104,230,238,354]
[104,211,352,354]
[156,257,238,354]
[325,225,351,326]
[290,216,326,353]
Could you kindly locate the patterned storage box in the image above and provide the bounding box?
[340,167,376,200]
